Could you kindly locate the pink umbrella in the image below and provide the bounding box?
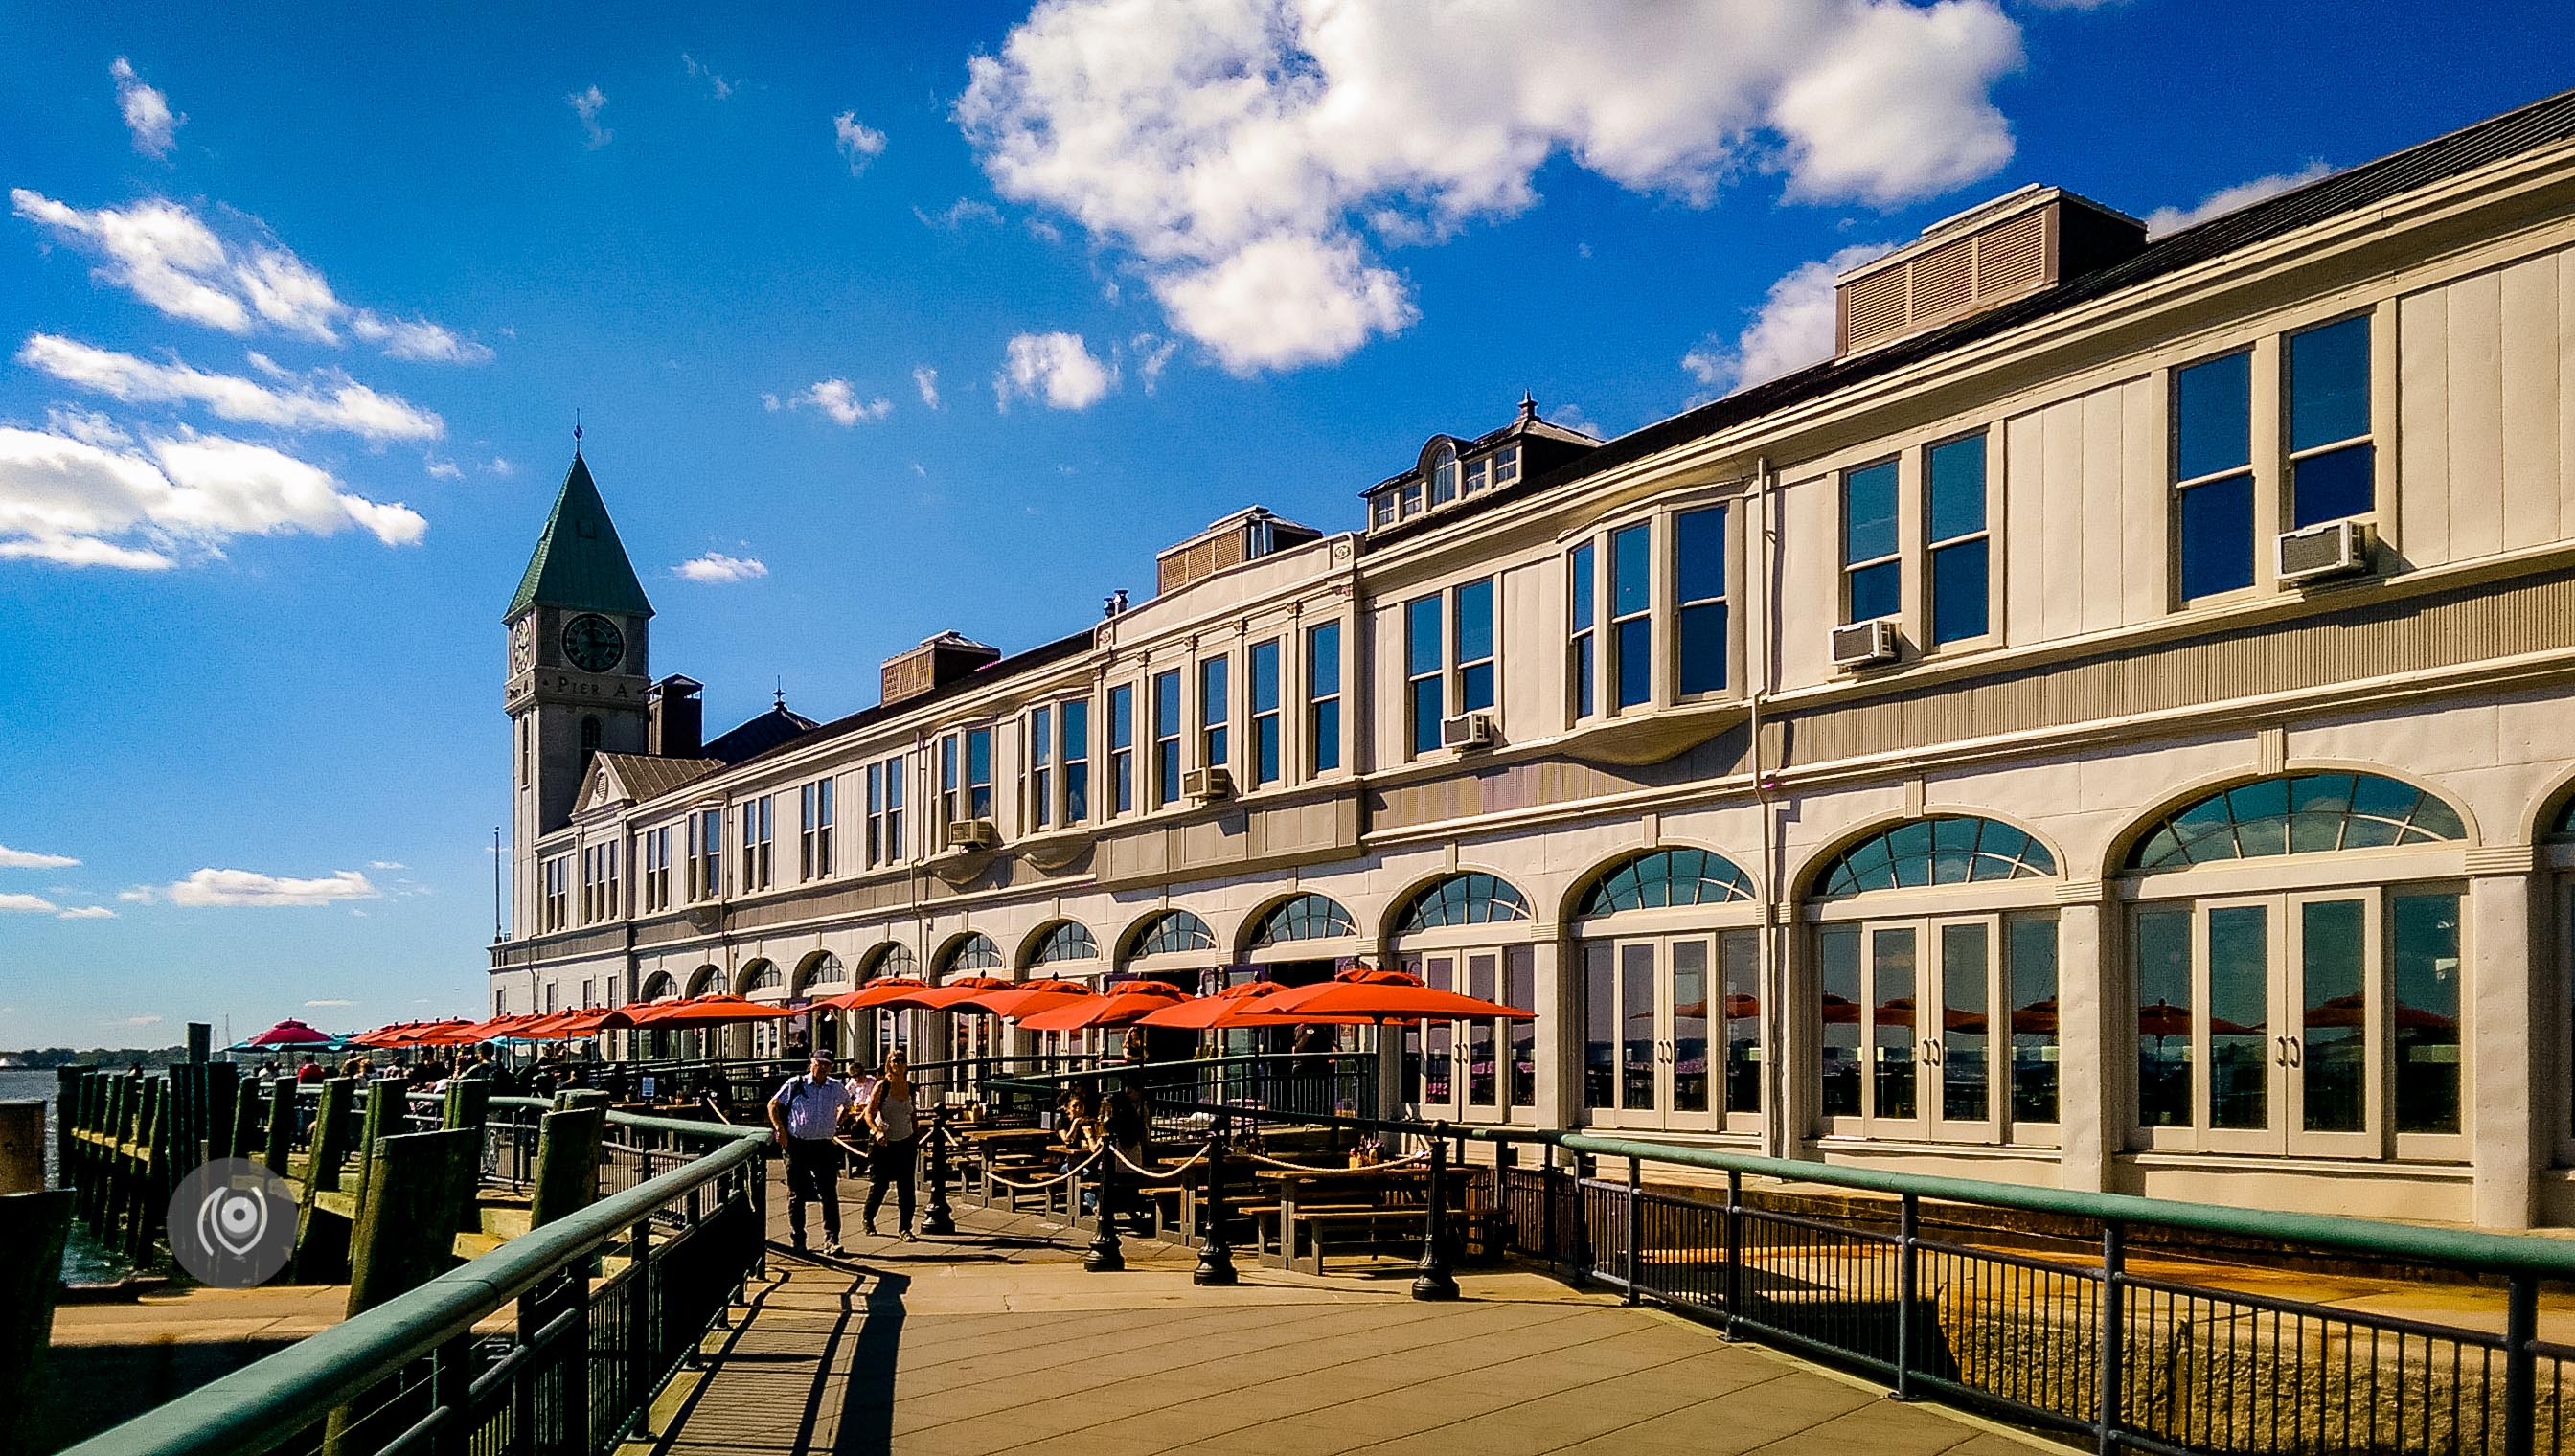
[246,1017,338,1047]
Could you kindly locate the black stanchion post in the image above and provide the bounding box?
[1085,1146,1125,1272]
[1193,1113,1237,1286]
[1721,1168,1743,1340]
[1893,1192,1917,1400]
[2096,1220,2124,1456]
[1411,1121,1458,1301]
[923,1090,956,1237]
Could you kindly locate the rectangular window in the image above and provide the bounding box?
[1108,684,1135,813]
[1061,699,1090,822]
[940,735,959,827]
[1199,655,1229,771]
[799,779,834,879]
[1842,459,1901,623]
[1493,444,1520,486]
[2008,915,2059,1126]
[1249,638,1282,787]
[640,827,662,912]
[881,755,904,861]
[2133,907,2191,1127]
[967,728,992,820]
[1926,434,1990,646]
[1568,540,1596,719]
[1028,704,1053,830]
[1454,578,1494,717]
[2390,890,2461,1136]
[1151,670,1181,805]
[1370,490,1396,530]
[687,808,722,901]
[602,841,619,920]
[740,795,773,892]
[1610,523,1652,709]
[1674,507,1727,694]
[1405,593,1444,755]
[1306,622,1340,774]
[2288,315,2374,527]
[2175,352,2255,600]
[543,854,571,931]
[864,762,883,865]
[1463,455,1490,495]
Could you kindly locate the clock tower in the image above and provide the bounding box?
[503,447,654,939]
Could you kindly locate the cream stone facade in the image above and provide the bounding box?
[495,92,2575,1230]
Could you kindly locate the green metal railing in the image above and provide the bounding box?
[964,1053,2575,1456]
[60,1103,772,1456]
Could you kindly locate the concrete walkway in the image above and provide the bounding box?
[626,1184,2052,1456]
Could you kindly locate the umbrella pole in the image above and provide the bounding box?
[1084,1140,1124,1272]
[1411,1121,1458,1301]
[1193,1107,1237,1286]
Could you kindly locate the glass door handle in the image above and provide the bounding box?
[2285,1036,2302,1068]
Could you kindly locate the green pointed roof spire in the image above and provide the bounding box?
[505,450,655,622]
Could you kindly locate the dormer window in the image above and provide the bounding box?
[1493,444,1520,486]
[1430,444,1460,506]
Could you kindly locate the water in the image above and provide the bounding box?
[1,1066,142,1283]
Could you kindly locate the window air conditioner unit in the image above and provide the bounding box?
[1182,766,1234,801]
[2276,518,2369,584]
[1830,618,1900,670]
[1439,712,1496,751]
[943,818,997,852]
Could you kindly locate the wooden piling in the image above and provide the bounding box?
[263,1076,296,1176]
[0,1191,74,1438]
[345,1128,480,1315]
[0,1102,43,1194]
[529,1105,606,1229]
[292,1077,358,1283]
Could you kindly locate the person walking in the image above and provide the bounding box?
[861,1051,921,1240]
[768,1053,859,1256]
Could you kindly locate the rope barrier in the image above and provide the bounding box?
[973,1145,1108,1192]
[1237,1149,1430,1172]
[1109,1142,1214,1182]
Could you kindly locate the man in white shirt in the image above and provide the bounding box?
[767,1053,858,1255]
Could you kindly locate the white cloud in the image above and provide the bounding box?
[57,905,115,920]
[303,997,353,1008]
[834,112,887,175]
[45,406,131,449]
[1151,237,1415,374]
[912,365,941,409]
[0,424,424,571]
[1130,333,1179,394]
[110,1013,164,1028]
[913,198,1002,230]
[0,844,80,869]
[2145,160,2334,239]
[683,54,737,100]
[168,867,379,907]
[0,892,59,913]
[994,331,1114,412]
[1680,241,1893,396]
[367,860,407,870]
[484,456,514,475]
[673,552,768,583]
[569,86,611,148]
[11,190,490,361]
[117,887,153,902]
[111,57,183,158]
[958,0,2026,372]
[20,334,444,441]
[424,457,462,480]
[782,378,893,426]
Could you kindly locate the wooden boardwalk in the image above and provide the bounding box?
[623,1172,2050,1456]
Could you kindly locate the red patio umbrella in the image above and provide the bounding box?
[889,976,1019,1011]
[1020,981,1194,1031]
[246,1017,339,1048]
[957,979,1095,1019]
[515,1006,636,1039]
[1135,979,1293,1030]
[809,977,933,1012]
[1233,967,1534,1027]
[626,993,800,1028]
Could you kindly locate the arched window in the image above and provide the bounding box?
[1813,817,2056,899]
[1027,921,1100,966]
[684,964,721,996]
[861,944,918,980]
[1127,911,1216,958]
[1394,873,1532,935]
[1574,849,1754,918]
[2552,795,2575,840]
[1247,894,1357,948]
[938,934,1002,976]
[742,963,784,993]
[580,716,603,754]
[1429,444,1461,506]
[2128,773,2466,871]
[793,953,846,995]
[640,970,678,1000]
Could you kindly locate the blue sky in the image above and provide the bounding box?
[0,0,2561,1048]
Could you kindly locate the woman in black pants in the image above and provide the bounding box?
[861,1051,920,1239]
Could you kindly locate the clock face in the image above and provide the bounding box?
[561,614,625,674]
[510,619,534,672]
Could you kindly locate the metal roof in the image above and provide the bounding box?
[505,453,656,621]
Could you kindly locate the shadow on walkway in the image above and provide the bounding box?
[832,1267,908,1455]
